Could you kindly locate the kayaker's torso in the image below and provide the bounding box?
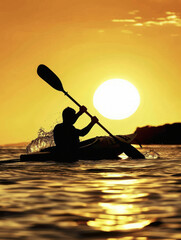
[53,123,80,152]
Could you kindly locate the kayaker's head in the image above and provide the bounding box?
[62,107,76,124]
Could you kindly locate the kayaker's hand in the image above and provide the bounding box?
[79,105,87,113]
[91,116,99,124]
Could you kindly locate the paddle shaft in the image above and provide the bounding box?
[63,91,115,138]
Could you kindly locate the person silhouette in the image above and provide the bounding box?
[53,106,98,159]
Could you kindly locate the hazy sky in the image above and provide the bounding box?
[1,0,181,144]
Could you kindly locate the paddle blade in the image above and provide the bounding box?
[37,64,65,92]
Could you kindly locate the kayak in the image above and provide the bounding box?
[20,133,144,161]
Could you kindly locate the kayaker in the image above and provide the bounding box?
[53,106,98,159]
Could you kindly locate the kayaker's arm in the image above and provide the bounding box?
[74,106,87,121]
[78,116,98,136]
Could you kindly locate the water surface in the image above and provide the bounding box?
[0,145,181,240]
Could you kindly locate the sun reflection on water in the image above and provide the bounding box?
[85,172,153,232]
[107,237,148,240]
[87,201,152,232]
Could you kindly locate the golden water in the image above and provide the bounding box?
[0,145,181,240]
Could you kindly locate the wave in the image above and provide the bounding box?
[26,128,55,153]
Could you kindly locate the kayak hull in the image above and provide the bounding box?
[21,136,123,161]
[20,134,144,161]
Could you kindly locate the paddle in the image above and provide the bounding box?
[37,64,115,137]
[37,64,145,159]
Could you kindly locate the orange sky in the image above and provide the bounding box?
[0,0,181,144]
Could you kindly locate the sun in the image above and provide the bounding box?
[93,79,140,120]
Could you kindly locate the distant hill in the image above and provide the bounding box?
[134,123,181,144]
[0,142,29,147]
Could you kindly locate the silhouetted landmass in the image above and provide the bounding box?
[134,123,181,144]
